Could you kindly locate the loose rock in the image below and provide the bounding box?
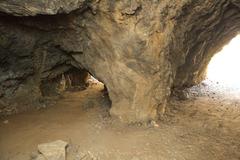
[37,140,68,160]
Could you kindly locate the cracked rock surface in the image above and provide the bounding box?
[0,0,240,123]
[0,0,88,16]
[36,140,68,160]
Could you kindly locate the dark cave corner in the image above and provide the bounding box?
[40,68,90,97]
[0,66,111,117]
[39,67,112,113]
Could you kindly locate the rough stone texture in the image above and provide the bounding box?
[0,0,87,16]
[0,0,240,123]
[37,140,68,160]
[0,13,86,115]
[65,68,90,87]
[172,0,240,89]
[40,69,89,96]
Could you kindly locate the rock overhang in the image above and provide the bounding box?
[1,0,240,123]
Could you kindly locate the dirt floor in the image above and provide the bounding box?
[0,81,240,160]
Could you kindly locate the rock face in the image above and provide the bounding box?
[172,0,240,89]
[37,140,68,160]
[0,0,87,16]
[0,0,240,123]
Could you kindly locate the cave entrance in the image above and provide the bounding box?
[64,68,105,92]
[38,67,111,123]
[40,68,109,103]
[205,35,240,96]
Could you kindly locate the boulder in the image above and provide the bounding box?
[37,140,68,160]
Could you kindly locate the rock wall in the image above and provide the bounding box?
[0,0,87,16]
[172,0,240,88]
[0,0,240,122]
[0,12,86,115]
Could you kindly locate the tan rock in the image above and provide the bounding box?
[38,140,68,160]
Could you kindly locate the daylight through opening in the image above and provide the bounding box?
[207,35,240,89]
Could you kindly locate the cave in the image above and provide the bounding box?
[0,1,240,160]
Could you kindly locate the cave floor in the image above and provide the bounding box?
[0,83,240,160]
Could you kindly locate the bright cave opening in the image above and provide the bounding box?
[202,35,240,97]
[207,35,240,89]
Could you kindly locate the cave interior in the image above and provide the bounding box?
[0,1,240,160]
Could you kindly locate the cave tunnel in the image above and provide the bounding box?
[0,1,240,160]
[173,33,240,102]
[39,66,111,110]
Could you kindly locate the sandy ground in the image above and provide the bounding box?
[0,82,240,160]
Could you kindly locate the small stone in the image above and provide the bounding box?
[35,154,46,160]
[38,140,68,160]
[30,151,39,159]
[150,120,159,128]
[3,120,9,124]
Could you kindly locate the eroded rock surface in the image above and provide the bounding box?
[172,0,240,88]
[0,0,240,123]
[0,0,87,16]
[37,140,68,160]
